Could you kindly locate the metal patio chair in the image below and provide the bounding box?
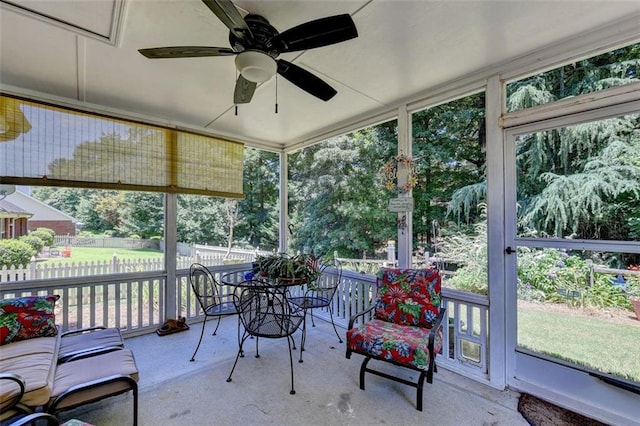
[188,263,240,362]
[346,268,445,411]
[226,285,304,395]
[288,258,343,359]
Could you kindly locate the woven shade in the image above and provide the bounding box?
[0,95,244,198]
[0,96,32,142]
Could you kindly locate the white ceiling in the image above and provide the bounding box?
[1,0,640,151]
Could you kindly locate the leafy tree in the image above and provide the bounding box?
[117,192,163,238]
[445,42,640,269]
[236,148,279,250]
[508,44,640,244]
[95,193,125,231]
[288,126,396,258]
[412,93,486,248]
[32,187,86,218]
[177,194,226,244]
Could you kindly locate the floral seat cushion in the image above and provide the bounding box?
[346,318,443,370]
[374,268,441,327]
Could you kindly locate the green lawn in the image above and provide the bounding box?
[42,247,163,265]
[518,308,640,382]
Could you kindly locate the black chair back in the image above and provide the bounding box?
[189,263,228,315]
[237,286,301,339]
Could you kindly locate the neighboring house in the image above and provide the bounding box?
[0,190,77,238]
[0,197,31,239]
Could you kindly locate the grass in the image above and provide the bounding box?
[42,247,163,265]
[518,308,640,382]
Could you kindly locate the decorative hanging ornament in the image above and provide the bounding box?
[378,154,418,194]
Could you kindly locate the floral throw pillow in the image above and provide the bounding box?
[374,268,441,328]
[0,295,59,345]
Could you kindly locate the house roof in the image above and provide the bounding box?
[1,1,639,151]
[0,198,32,218]
[1,190,77,223]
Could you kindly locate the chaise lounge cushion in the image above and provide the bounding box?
[0,335,60,407]
[50,348,139,411]
[59,327,124,362]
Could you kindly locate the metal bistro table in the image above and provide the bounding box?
[219,272,309,362]
[220,273,307,394]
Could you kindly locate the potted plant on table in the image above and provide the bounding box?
[251,253,321,284]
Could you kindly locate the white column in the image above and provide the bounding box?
[164,193,178,320]
[279,151,288,253]
[397,105,412,268]
[486,74,507,389]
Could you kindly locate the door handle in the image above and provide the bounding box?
[505,246,516,254]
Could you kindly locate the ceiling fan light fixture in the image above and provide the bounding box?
[235,51,277,83]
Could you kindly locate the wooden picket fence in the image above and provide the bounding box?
[0,252,253,282]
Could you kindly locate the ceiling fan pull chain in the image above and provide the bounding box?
[235,105,238,116]
[275,75,279,114]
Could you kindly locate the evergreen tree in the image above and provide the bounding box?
[412,93,486,249]
[117,192,163,238]
[236,148,279,250]
[288,126,396,258]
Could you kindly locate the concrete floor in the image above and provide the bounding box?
[57,316,529,426]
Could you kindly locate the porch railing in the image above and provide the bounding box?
[0,263,489,379]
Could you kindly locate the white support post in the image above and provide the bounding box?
[279,151,288,253]
[164,193,178,321]
[486,74,507,389]
[397,105,412,268]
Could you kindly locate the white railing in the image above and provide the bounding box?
[0,272,166,334]
[0,264,490,379]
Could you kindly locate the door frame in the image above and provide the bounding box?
[502,98,640,424]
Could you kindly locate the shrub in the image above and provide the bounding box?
[518,248,632,309]
[29,229,54,247]
[0,239,36,268]
[19,235,45,254]
[35,227,55,238]
[435,220,488,295]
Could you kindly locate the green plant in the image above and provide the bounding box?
[18,235,45,255]
[435,219,488,294]
[0,239,36,268]
[252,253,320,283]
[33,228,55,246]
[28,230,54,247]
[518,248,634,309]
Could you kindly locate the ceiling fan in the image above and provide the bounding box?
[139,0,358,104]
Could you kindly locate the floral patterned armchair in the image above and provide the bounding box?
[345,268,445,411]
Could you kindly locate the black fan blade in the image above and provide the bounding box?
[234,75,257,104]
[272,14,357,53]
[202,0,253,43]
[139,46,236,59]
[277,60,337,101]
